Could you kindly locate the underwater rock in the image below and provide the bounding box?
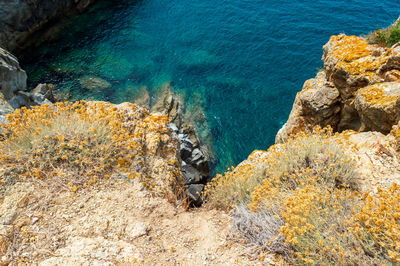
[133,86,150,110]
[79,76,111,92]
[180,50,220,69]
[91,53,135,81]
[151,81,184,128]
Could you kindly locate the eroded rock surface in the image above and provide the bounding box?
[151,82,211,205]
[277,34,400,142]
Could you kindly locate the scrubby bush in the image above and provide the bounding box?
[0,101,161,191]
[208,128,400,264]
[388,27,400,47]
[366,18,400,47]
[206,127,358,210]
[203,163,266,210]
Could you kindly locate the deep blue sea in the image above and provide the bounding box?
[20,0,400,173]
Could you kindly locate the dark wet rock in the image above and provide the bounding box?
[189,148,210,176]
[181,165,206,185]
[0,0,98,52]
[31,83,55,102]
[179,139,193,161]
[186,184,204,207]
[133,86,150,110]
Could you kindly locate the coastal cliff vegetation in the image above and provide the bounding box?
[206,128,400,264]
[0,6,399,264]
[367,17,400,47]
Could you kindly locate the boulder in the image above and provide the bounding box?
[181,164,205,185]
[79,76,111,92]
[0,92,13,115]
[277,34,400,142]
[354,82,400,133]
[31,83,55,102]
[0,47,27,100]
[276,71,340,143]
[186,184,204,207]
[322,34,390,97]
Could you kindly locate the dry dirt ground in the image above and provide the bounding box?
[0,176,278,265]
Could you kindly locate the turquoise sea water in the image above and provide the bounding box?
[20,0,400,173]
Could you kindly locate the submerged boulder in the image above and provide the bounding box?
[79,76,111,92]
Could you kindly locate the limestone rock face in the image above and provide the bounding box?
[277,33,400,143]
[339,131,400,192]
[276,71,341,142]
[354,82,400,133]
[0,47,27,100]
[0,0,97,52]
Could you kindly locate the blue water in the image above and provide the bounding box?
[20,0,400,173]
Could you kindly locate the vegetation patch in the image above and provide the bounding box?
[0,101,173,192]
[366,17,400,47]
[207,127,400,264]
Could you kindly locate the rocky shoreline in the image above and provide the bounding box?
[0,0,212,206]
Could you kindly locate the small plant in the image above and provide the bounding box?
[388,27,400,47]
[366,17,400,47]
[203,160,267,210]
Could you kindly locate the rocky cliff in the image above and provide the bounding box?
[276,34,400,143]
[0,0,97,52]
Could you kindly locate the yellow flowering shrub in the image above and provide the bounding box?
[349,183,400,263]
[242,128,399,264]
[0,101,175,192]
[204,150,269,210]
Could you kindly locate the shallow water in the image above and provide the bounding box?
[20,0,400,173]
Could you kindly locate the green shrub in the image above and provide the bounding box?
[388,27,400,47]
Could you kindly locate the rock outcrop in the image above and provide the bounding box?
[151,82,210,206]
[0,0,97,52]
[0,47,55,121]
[277,34,400,142]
